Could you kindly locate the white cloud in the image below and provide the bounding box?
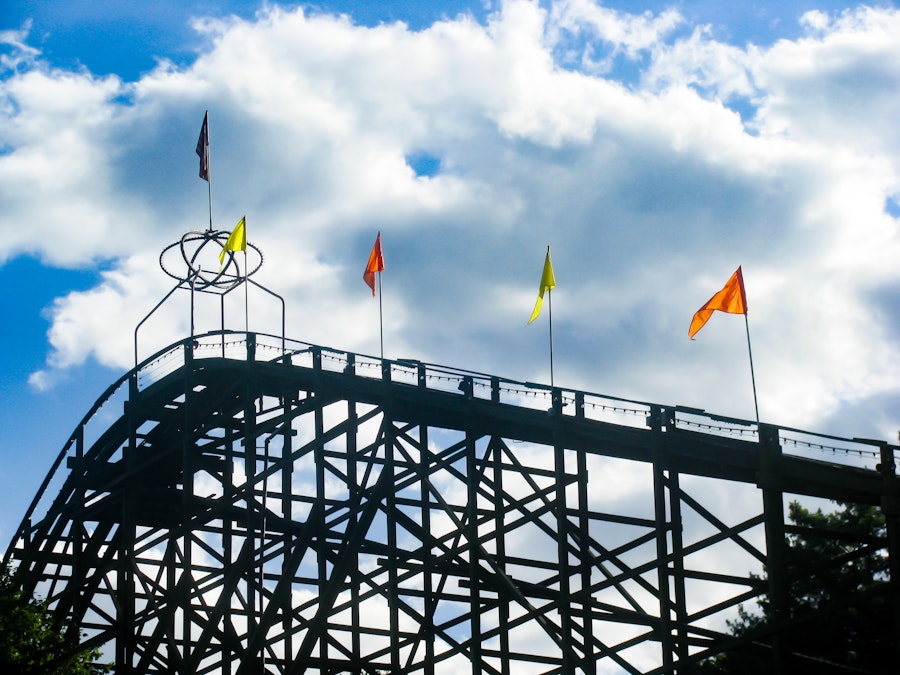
[40,253,181,369]
[0,24,40,73]
[642,25,758,100]
[755,6,900,152]
[1,0,898,443]
[549,0,684,69]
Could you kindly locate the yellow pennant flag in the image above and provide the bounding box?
[528,246,556,324]
[219,216,246,267]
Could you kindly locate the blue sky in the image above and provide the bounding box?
[1,0,899,557]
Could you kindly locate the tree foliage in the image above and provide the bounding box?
[694,500,896,674]
[0,567,111,675]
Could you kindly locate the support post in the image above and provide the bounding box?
[552,391,574,672]
[650,405,675,671]
[312,347,327,667]
[346,371,361,668]
[421,401,436,675]
[760,424,787,675]
[466,428,482,672]
[669,471,689,666]
[386,413,401,673]
[242,349,260,667]
[577,440,595,674]
[491,437,511,675]
[878,443,900,663]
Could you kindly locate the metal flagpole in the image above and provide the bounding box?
[744,313,760,424]
[548,288,555,389]
[244,249,249,333]
[206,113,213,232]
[378,271,384,359]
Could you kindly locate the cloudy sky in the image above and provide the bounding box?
[1,0,899,552]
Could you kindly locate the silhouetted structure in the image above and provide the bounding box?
[5,330,899,674]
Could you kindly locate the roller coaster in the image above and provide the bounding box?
[4,229,899,673]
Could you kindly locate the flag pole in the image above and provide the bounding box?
[548,288,555,389]
[206,113,213,232]
[744,313,760,424]
[243,249,249,333]
[205,110,212,232]
[206,169,213,232]
[378,270,384,359]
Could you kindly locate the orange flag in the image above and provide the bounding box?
[689,266,747,339]
[363,232,385,296]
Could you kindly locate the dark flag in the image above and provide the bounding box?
[196,111,209,181]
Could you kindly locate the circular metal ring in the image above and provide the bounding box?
[159,230,264,293]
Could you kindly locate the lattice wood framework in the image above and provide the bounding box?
[6,332,899,674]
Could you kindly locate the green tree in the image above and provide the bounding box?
[694,501,896,674]
[0,567,111,675]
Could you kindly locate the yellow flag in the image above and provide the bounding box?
[528,246,556,324]
[219,216,246,266]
